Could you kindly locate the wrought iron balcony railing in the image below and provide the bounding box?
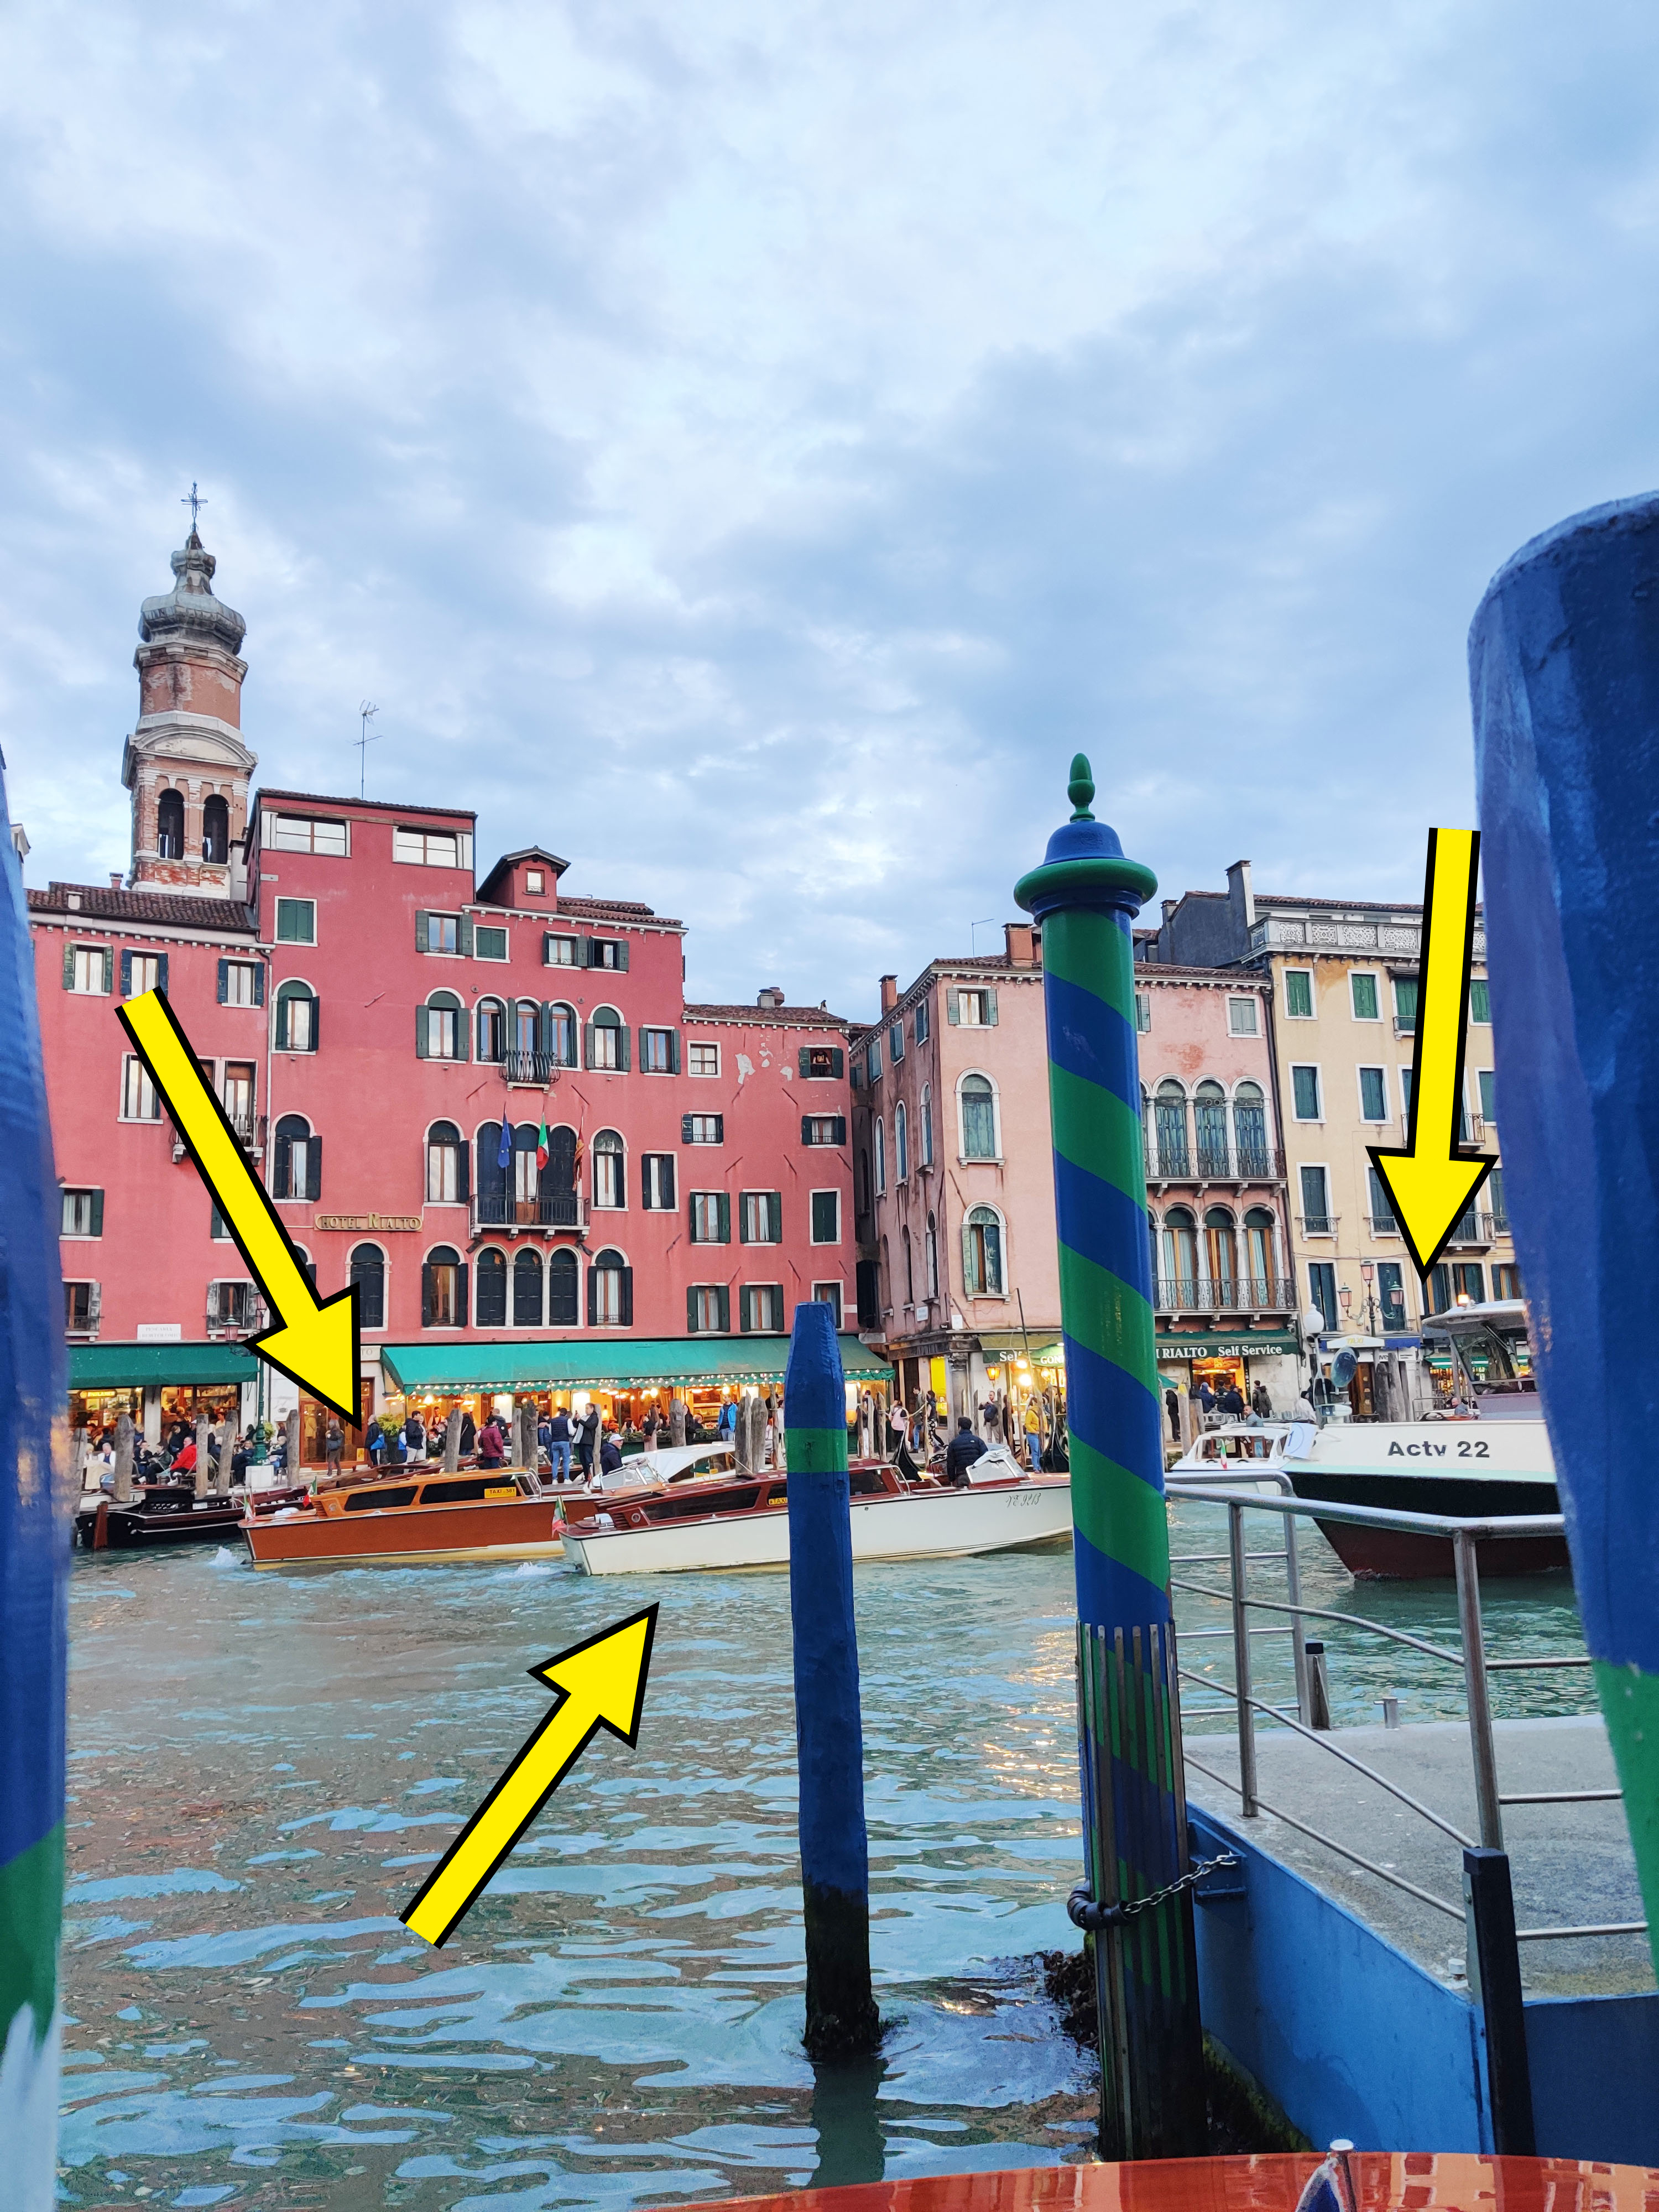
[1153,1275,1297,1314]
[1446,1210,1498,1248]
[1144,1144,1285,1183]
[469,1193,587,1236]
[486,1048,578,1084]
[1298,1213,1338,1237]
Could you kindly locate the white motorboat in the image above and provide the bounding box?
[559,1445,1073,1575]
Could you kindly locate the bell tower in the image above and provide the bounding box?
[121,526,257,895]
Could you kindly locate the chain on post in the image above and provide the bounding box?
[1067,1850,1241,1932]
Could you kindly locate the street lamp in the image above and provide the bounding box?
[1339,1285,1353,1318]
[1359,1259,1378,1334]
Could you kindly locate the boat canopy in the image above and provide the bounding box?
[68,1342,260,1389]
[380,1334,892,1394]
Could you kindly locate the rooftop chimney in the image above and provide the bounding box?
[1004,922,1036,967]
[757,985,785,1009]
[879,973,898,1014]
[109,872,123,890]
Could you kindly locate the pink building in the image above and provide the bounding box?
[851,928,1301,1443]
[35,528,880,1460]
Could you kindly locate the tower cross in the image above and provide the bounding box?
[181,482,207,535]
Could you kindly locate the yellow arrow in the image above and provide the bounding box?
[116,988,361,1419]
[1368,828,1495,1279]
[401,1605,660,1948]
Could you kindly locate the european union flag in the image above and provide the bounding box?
[497,1109,513,1171]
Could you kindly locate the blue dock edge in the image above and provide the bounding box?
[1189,1804,1659,2160]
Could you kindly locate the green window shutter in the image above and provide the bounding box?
[717,1285,731,1334]
[738,1190,751,1243]
[832,1117,847,1146]
[617,941,629,973]
[687,1285,700,1333]
[1470,977,1491,1023]
[274,991,288,1051]
[415,911,430,953]
[617,1025,631,1072]
[90,1190,104,1237]
[215,958,227,1004]
[585,1022,598,1068]
[947,990,960,1024]
[156,953,168,994]
[458,914,474,957]
[831,1047,843,1078]
[308,1134,323,1202]
[739,1286,752,1334]
[253,964,265,1008]
[801,1114,812,1144]
[799,1047,810,1077]
[122,951,134,997]
[618,1266,633,1327]
[985,987,999,1025]
[309,996,321,1053]
[668,1029,681,1073]
[102,948,114,995]
[577,937,593,968]
[682,1113,695,1144]
[415,1005,430,1058]
[717,1193,731,1244]
[769,1191,782,1240]
[61,943,74,989]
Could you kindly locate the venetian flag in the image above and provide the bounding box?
[536,1118,550,1171]
[497,1109,512,1171]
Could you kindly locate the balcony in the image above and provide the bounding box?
[1144,1144,1285,1186]
[1154,1275,1297,1315]
[493,1049,574,1086]
[1368,1213,1401,1237]
[173,1110,264,1164]
[469,1193,587,1238]
[206,1287,268,1339]
[1298,1213,1338,1238]
[1446,1209,1498,1249]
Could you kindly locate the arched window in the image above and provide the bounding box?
[857,1150,871,1217]
[1155,1082,1189,1176]
[925,1212,938,1298]
[293,1244,317,1290]
[512,999,541,1078]
[879,1234,890,1313]
[273,1114,319,1201]
[586,1006,629,1073]
[426,1120,466,1204]
[545,1002,578,1068]
[422,1244,466,1327]
[476,998,505,1063]
[960,1075,997,1161]
[588,1246,633,1326]
[1161,1206,1198,1303]
[1204,1207,1237,1299]
[895,1100,909,1182]
[542,1124,577,1199]
[963,1206,1004,1296]
[156,789,184,860]
[875,1118,886,1193]
[275,979,317,1052]
[921,1085,933,1168]
[902,1224,914,1303]
[475,1248,508,1327]
[513,1123,540,1215]
[548,1248,579,1327]
[476,1122,508,1226]
[202,794,229,864]
[513,1248,544,1327]
[592,1129,624,1209]
[1234,1083,1269,1177]
[1195,1082,1228,1176]
[419,990,467,1062]
[1243,1207,1277,1305]
[349,1243,385,1331]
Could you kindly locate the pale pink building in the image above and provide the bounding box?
[852,927,1302,1439]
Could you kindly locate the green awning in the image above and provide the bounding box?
[68,1343,260,1390]
[1152,1329,1302,1358]
[379,1334,891,1395]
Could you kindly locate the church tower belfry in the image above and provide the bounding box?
[121,526,257,895]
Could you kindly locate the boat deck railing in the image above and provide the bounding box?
[1162,1473,1645,1947]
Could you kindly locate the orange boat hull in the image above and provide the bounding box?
[242,1491,566,1569]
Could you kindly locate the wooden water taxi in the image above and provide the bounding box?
[76,1480,310,1551]
[559,1445,1072,1575]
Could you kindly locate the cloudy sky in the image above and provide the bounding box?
[2,0,1656,1014]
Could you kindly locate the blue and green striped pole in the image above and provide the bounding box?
[784,1300,882,2058]
[1015,754,1206,2158]
[0,753,70,2199]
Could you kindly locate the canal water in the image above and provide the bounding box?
[58,1503,1592,2209]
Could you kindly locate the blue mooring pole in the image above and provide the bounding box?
[0,759,70,2197]
[785,1301,881,2057]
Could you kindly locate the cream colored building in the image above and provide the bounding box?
[1141,865,1517,1411]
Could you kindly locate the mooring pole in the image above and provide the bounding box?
[1015,754,1207,2158]
[0,757,71,2199]
[785,1299,881,2058]
[1472,493,1659,1985]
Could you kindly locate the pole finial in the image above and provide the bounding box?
[1068,754,1095,821]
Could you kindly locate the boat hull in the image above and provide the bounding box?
[563,1476,1073,1575]
[76,1493,246,1548]
[1286,1470,1568,1578]
[243,1493,568,1569]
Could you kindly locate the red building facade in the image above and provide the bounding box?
[35,530,871,1457]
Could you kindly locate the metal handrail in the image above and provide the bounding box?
[1165,1478,1645,1948]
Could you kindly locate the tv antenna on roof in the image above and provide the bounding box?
[969,917,996,954]
[356,702,379,799]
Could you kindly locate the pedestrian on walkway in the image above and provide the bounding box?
[546,1406,573,1482]
[1165,1387,1181,1442]
[477,1415,506,1470]
[577,1402,601,1479]
[1251,1380,1272,1420]
[404,1410,427,1463]
[325,1416,343,1474]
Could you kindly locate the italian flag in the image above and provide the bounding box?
[537,1118,549,1170]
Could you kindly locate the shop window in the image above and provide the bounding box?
[813,1281,843,1326]
[963,1206,1004,1296]
[1284,969,1314,1019]
[275,980,318,1052]
[275,898,315,945]
[592,1130,625,1209]
[514,1248,544,1328]
[61,1188,103,1238]
[156,789,185,859]
[589,1249,632,1326]
[273,1114,320,1201]
[810,1190,840,1244]
[1350,973,1380,1021]
[1290,1066,1322,1121]
[350,1244,385,1330]
[422,1246,467,1327]
[960,1076,997,1160]
[641,1154,676,1210]
[549,1248,579,1327]
[121,1057,159,1121]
